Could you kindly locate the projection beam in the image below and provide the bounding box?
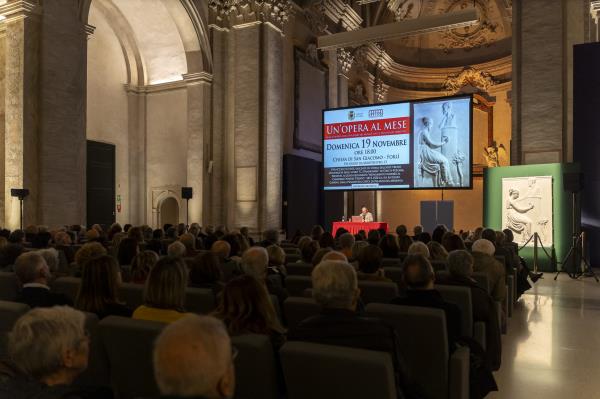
[317,8,479,51]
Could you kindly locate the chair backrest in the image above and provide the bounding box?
[383,267,403,285]
[431,260,449,272]
[283,297,320,330]
[358,281,399,304]
[51,277,82,302]
[285,262,313,276]
[0,272,19,301]
[381,258,402,268]
[285,276,312,296]
[435,285,473,338]
[231,334,281,399]
[119,283,145,309]
[0,300,29,358]
[281,341,397,399]
[285,253,301,264]
[269,294,283,323]
[185,287,216,314]
[120,265,132,283]
[75,312,110,387]
[98,316,165,399]
[365,303,449,399]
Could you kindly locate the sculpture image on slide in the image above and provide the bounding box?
[418,116,454,187]
[501,176,553,247]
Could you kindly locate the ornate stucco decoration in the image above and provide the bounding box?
[373,77,388,103]
[350,82,369,105]
[337,47,354,76]
[438,0,498,52]
[320,0,363,32]
[304,0,328,34]
[444,66,497,94]
[305,43,321,65]
[208,0,294,30]
[387,0,423,21]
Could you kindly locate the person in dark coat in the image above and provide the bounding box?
[288,260,424,399]
[439,250,502,371]
[14,252,72,308]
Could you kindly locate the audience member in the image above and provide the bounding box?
[188,252,224,295]
[432,225,448,244]
[133,256,191,323]
[117,237,139,266]
[240,226,254,246]
[472,239,506,302]
[36,248,60,275]
[310,225,324,241]
[127,226,144,243]
[288,260,417,399]
[107,222,122,241]
[367,230,380,245]
[146,229,164,254]
[357,245,392,282]
[395,224,408,238]
[379,234,400,258]
[260,229,280,247]
[167,241,186,258]
[427,241,449,261]
[318,232,335,249]
[413,225,423,238]
[311,248,332,267]
[407,241,430,258]
[153,315,235,399]
[442,250,502,370]
[442,233,466,252]
[213,275,285,348]
[321,251,348,263]
[54,231,75,264]
[300,240,319,264]
[416,231,431,244]
[0,307,113,398]
[75,255,131,319]
[74,242,107,276]
[211,240,242,282]
[14,252,72,308]
[242,246,288,308]
[0,230,25,269]
[392,255,462,346]
[266,245,287,278]
[130,250,159,284]
[351,240,369,265]
[398,234,413,253]
[179,233,199,257]
[338,233,355,260]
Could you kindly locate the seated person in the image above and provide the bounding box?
[133,256,192,324]
[407,241,430,258]
[288,260,421,399]
[130,250,159,284]
[357,245,393,282]
[0,230,26,270]
[75,255,132,320]
[188,252,224,296]
[266,245,287,279]
[73,242,107,277]
[440,250,501,371]
[338,233,355,261]
[427,241,448,261]
[14,252,72,308]
[0,306,113,398]
[213,275,286,349]
[471,239,506,302]
[167,241,186,258]
[299,239,319,265]
[311,248,332,267]
[153,315,235,399]
[321,251,347,263]
[211,240,242,282]
[391,254,462,347]
[379,234,400,258]
[242,247,288,309]
[179,233,200,258]
[359,206,374,222]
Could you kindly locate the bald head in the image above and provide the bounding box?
[154,315,234,398]
[241,247,268,278]
[211,241,231,261]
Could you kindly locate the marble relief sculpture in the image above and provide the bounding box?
[418,116,454,187]
[501,176,553,247]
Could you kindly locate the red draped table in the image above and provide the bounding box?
[332,222,389,236]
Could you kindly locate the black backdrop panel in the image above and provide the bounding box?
[87,140,116,228]
[574,42,600,266]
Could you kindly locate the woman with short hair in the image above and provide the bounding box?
[133,256,191,324]
[130,250,159,284]
[75,255,131,319]
[213,275,285,349]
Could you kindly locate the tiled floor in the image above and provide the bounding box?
[489,273,600,398]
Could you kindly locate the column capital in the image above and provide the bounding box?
[591,1,600,22]
[208,0,294,32]
[337,47,354,78]
[0,0,42,24]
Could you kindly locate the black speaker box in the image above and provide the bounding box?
[181,187,193,200]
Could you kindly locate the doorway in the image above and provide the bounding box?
[160,197,179,227]
[87,140,116,228]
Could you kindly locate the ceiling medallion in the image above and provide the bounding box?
[439,0,498,53]
[444,66,497,94]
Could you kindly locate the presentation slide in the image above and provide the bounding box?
[322,95,472,191]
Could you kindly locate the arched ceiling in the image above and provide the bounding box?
[88,0,210,86]
[363,0,512,67]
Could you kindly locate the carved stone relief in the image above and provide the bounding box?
[444,66,497,94]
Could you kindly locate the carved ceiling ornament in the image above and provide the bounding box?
[304,0,328,34]
[337,48,355,76]
[443,66,497,95]
[208,0,294,30]
[438,0,498,52]
[388,0,423,21]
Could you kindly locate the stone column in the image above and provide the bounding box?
[0,28,6,225]
[512,0,585,164]
[184,72,212,226]
[2,0,41,230]
[591,1,600,42]
[125,87,147,226]
[337,48,354,217]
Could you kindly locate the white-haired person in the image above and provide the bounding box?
[288,260,422,399]
[0,307,112,398]
[153,315,235,399]
[242,246,288,309]
[407,241,430,258]
[14,252,72,309]
[472,239,506,303]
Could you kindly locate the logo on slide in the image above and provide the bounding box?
[348,111,355,121]
[369,109,384,118]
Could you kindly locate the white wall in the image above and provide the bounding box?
[87,3,130,224]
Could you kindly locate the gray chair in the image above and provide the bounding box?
[51,277,81,302]
[75,312,110,387]
[231,334,281,399]
[285,262,313,276]
[436,285,486,350]
[383,267,403,285]
[185,287,216,314]
[0,272,19,301]
[269,294,283,324]
[431,260,449,272]
[472,272,490,293]
[358,281,399,304]
[283,297,320,330]
[119,283,145,309]
[285,276,312,296]
[285,253,301,264]
[0,300,29,358]
[281,341,397,399]
[381,258,402,268]
[98,316,165,399]
[365,303,469,399]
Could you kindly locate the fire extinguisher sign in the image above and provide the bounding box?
[117,195,122,213]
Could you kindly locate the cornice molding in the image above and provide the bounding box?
[321,0,362,32]
[183,72,214,85]
[0,0,42,24]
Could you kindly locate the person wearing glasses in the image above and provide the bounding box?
[153,315,236,399]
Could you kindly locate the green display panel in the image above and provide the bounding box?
[483,163,580,272]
